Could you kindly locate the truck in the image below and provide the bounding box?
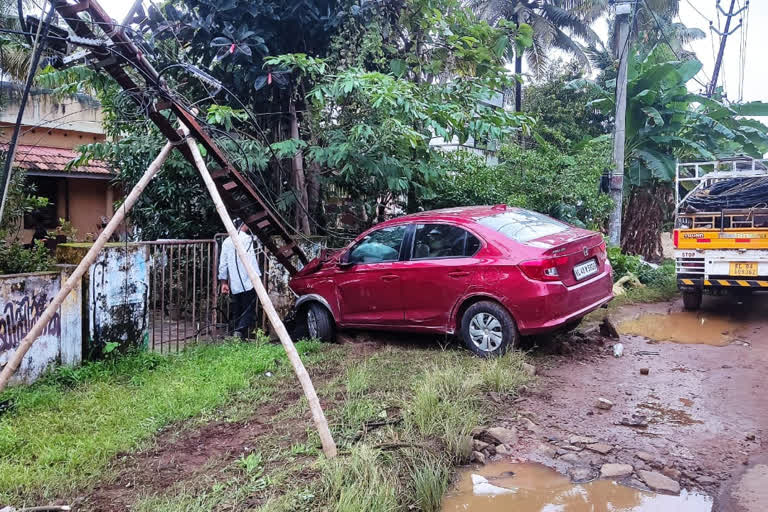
[674,157,768,310]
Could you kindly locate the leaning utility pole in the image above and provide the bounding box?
[707,0,748,98]
[608,0,633,247]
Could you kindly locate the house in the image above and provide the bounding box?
[0,83,117,244]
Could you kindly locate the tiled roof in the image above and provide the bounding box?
[7,144,113,175]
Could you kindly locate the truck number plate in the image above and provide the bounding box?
[574,259,599,280]
[730,262,758,277]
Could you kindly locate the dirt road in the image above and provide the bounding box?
[509,293,768,510]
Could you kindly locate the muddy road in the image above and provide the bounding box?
[502,293,768,511]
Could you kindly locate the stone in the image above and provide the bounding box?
[560,444,584,452]
[538,442,558,458]
[569,435,598,445]
[596,398,614,410]
[473,439,490,452]
[523,363,536,377]
[661,467,682,480]
[495,444,513,456]
[696,475,717,485]
[640,368,650,375]
[522,417,542,434]
[637,470,681,494]
[484,427,518,446]
[600,463,634,478]
[569,466,596,483]
[746,433,757,441]
[471,451,486,465]
[559,453,581,464]
[636,451,654,462]
[586,443,614,455]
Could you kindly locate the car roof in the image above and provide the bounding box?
[377,205,515,226]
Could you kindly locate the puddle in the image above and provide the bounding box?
[618,312,738,346]
[442,462,712,511]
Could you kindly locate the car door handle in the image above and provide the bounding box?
[448,271,470,278]
[380,275,400,282]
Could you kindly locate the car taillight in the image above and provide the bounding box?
[673,230,679,247]
[519,256,569,281]
[596,241,607,262]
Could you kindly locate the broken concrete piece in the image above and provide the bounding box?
[471,474,515,496]
[568,435,598,445]
[640,368,650,375]
[559,452,581,464]
[586,443,613,455]
[522,363,536,377]
[637,470,681,494]
[471,450,486,464]
[636,451,654,462]
[569,466,596,483]
[484,427,518,446]
[596,398,614,410]
[600,463,634,478]
[619,414,649,428]
[522,417,542,434]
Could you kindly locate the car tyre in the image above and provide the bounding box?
[461,301,518,358]
[682,290,702,311]
[305,302,334,342]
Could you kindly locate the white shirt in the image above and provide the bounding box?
[218,231,261,295]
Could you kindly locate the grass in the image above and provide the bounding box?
[0,335,326,504]
[1,335,533,511]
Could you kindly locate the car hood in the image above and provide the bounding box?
[294,248,343,277]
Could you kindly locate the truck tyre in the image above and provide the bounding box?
[305,303,334,342]
[461,301,518,358]
[682,290,702,311]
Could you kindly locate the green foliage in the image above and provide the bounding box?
[206,105,248,131]
[430,140,612,229]
[0,241,55,275]
[607,246,675,287]
[568,45,768,187]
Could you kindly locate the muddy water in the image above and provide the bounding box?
[617,311,739,346]
[442,462,713,512]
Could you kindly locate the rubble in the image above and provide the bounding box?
[568,435,598,445]
[471,450,486,464]
[523,363,537,377]
[482,427,518,446]
[599,317,620,339]
[636,451,654,462]
[595,398,614,410]
[586,443,613,455]
[637,469,681,494]
[569,466,596,483]
[600,463,634,478]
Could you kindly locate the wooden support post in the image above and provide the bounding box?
[0,142,174,392]
[180,122,337,459]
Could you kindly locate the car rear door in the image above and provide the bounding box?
[334,224,409,326]
[398,223,482,330]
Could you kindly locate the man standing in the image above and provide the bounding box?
[218,218,261,338]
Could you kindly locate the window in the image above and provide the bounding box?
[412,224,480,259]
[348,225,407,264]
[23,177,58,230]
[478,210,566,243]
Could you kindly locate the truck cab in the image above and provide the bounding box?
[674,158,768,309]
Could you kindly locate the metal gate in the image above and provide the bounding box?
[143,236,269,353]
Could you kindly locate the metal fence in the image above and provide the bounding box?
[142,236,270,353]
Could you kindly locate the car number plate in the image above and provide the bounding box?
[730,262,758,277]
[574,258,599,280]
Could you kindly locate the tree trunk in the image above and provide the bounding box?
[289,96,311,235]
[621,184,672,262]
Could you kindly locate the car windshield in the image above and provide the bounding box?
[478,210,567,243]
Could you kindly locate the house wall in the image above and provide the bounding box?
[0,268,82,385]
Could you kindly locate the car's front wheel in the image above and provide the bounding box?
[461,301,518,357]
[305,302,334,342]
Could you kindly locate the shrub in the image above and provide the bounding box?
[0,241,55,275]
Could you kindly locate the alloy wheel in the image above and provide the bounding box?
[468,312,503,352]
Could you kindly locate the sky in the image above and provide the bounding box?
[96,0,765,103]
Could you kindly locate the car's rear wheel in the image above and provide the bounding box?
[305,303,334,342]
[461,301,518,357]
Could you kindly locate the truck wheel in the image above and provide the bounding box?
[305,303,334,342]
[682,290,702,311]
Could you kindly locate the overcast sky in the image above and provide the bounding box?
[98,0,764,103]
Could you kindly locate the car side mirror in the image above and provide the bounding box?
[337,252,353,268]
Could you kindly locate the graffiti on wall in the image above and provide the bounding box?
[0,293,60,352]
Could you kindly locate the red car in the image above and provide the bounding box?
[290,205,613,356]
